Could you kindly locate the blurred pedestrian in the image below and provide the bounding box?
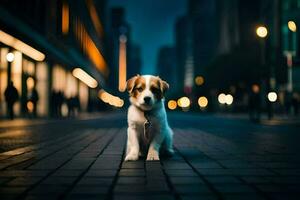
[291,93,299,116]
[4,81,19,120]
[28,87,39,117]
[67,96,75,117]
[248,84,261,123]
[57,91,64,117]
[284,91,292,115]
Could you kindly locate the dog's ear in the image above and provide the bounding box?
[126,74,140,93]
[159,78,169,94]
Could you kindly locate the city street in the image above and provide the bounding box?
[0,112,300,200]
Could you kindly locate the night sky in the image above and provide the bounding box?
[108,0,187,74]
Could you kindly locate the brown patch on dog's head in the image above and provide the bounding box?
[126,75,146,98]
[148,76,169,99]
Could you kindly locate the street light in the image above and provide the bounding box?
[288,21,297,32]
[256,26,268,38]
[177,97,190,108]
[198,96,208,108]
[218,93,226,104]
[6,52,15,62]
[267,92,277,102]
[167,100,177,110]
[225,94,233,105]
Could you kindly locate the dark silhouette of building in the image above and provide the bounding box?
[156,46,177,94]
[128,43,142,78]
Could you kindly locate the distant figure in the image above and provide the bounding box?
[291,93,299,116]
[57,91,64,117]
[248,84,261,122]
[67,95,80,117]
[67,96,75,117]
[29,88,39,117]
[284,91,292,115]
[4,81,19,120]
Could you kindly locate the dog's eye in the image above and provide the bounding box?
[135,87,143,92]
[151,87,160,94]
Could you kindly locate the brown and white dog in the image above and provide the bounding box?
[125,75,174,161]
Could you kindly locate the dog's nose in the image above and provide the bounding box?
[144,96,151,104]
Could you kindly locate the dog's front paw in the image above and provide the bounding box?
[125,153,139,161]
[146,150,160,161]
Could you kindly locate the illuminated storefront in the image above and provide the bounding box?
[0,31,90,118]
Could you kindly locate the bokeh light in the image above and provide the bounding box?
[26,77,35,90]
[225,94,233,105]
[195,76,204,86]
[98,89,124,107]
[256,26,268,38]
[177,96,190,108]
[72,68,98,88]
[27,101,34,113]
[168,100,177,110]
[198,96,208,108]
[218,93,226,104]
[252,84,260,93]
[268,92,277,102]
[288,21,297,32]
[6,52,15,62]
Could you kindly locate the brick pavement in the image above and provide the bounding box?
[0,126,300,200]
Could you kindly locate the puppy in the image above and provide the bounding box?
[125,75,174,161]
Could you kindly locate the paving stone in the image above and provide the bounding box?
[205,176,241,184]
[163,162,192,170]
[272,169,300,176]
[222,194,266,200]
[90,162,120,170]
[265,176,300,184]
[241,176,272,184]
[255,184,290,193]
[219,161,255,168]
[268,193,300,200]
[117,177,146,184]
[52,170,83,177]
[113,194,174,200]
[146,182,169,192]
[28,185,68,194]
[78,177,114,185]
[85,169,117,177]
[213,184,257,193]
[114,184,148,194]
[0,194,23,200]
[165,169,198,177]
[6,176,43,186]
[65,193,107,200]
[0,177,13,185]
[180,194,218,200]
[70,185,110,195]
[25,195,66,200]
[122,161,144,169]
[174,184,212,194]
[41,176,77,185]
[192,161,223,169]
[119,169,145,177]
[0,170,47,177]
[170,177,205,184]
[196,168,232,175]
[0,186,27,194]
